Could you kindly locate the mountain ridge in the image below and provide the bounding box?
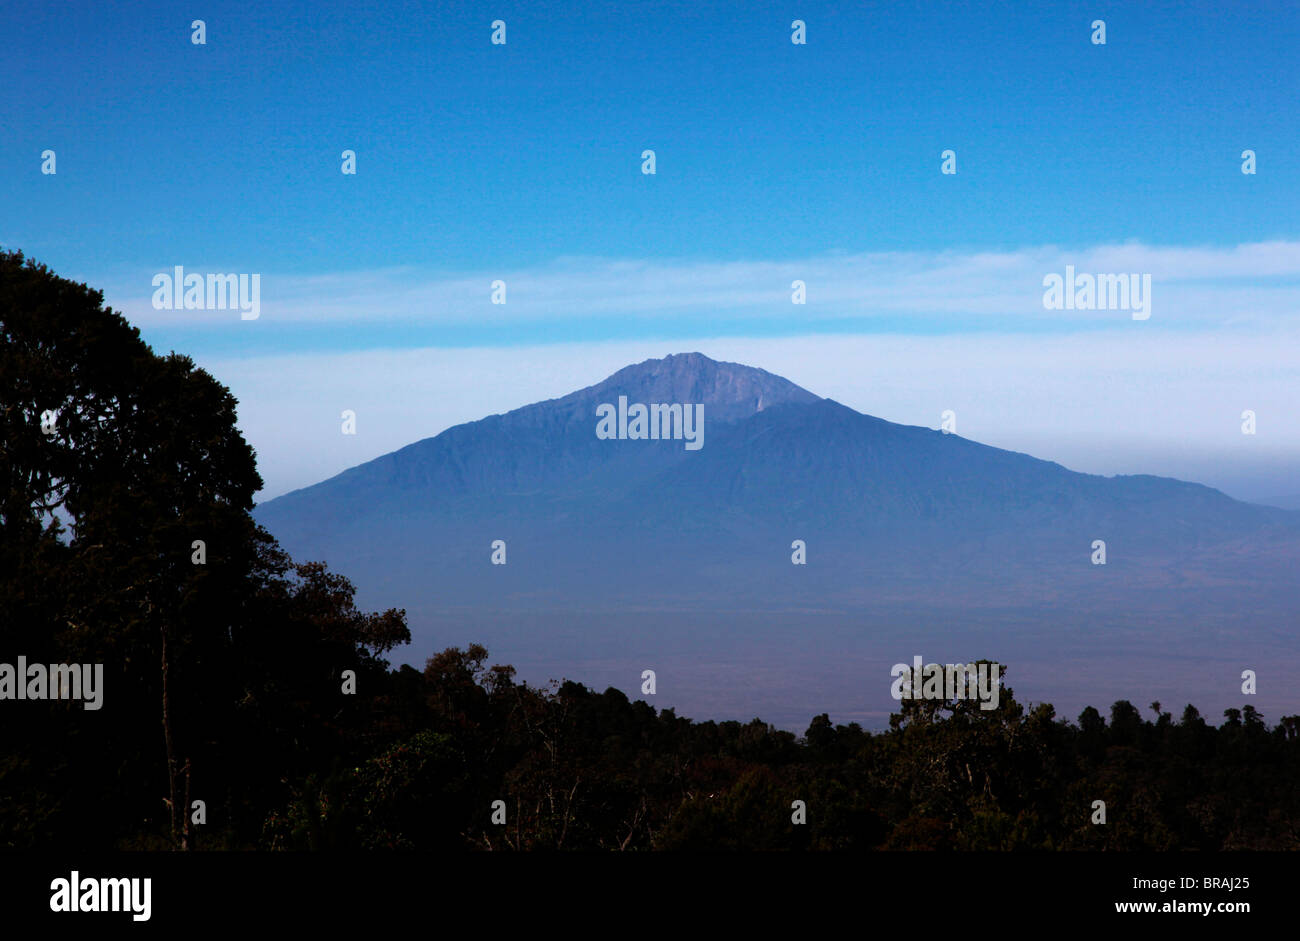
[258,353,1285,543]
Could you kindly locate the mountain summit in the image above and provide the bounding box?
[582,352,822,423]
[258,350,1295,558]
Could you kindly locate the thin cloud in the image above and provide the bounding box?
[106,241,1300,330]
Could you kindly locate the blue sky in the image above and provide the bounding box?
[3,0,1298,500]
[7,1,1298,280]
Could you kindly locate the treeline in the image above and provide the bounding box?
[265,646,1300,851]
[4,249,1298,852]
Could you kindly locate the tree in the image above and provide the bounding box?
[1,250,409,848]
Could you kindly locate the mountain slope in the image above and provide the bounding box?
[254,351,1298,635]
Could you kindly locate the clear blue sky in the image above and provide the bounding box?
[5,0,1297,282]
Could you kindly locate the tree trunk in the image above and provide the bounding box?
[160,622,187,849]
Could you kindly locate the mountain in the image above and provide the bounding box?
[257,351,1295,598]
[1257,494,1300,511]
[255,353,1300,728]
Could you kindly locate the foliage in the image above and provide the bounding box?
[1,250,408,849]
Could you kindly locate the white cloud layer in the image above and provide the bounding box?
[114,240,1300,328]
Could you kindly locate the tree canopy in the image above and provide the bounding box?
[1,249,408,849]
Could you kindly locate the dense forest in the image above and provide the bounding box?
[261,646,1300,851]
[3,249,1298,852]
